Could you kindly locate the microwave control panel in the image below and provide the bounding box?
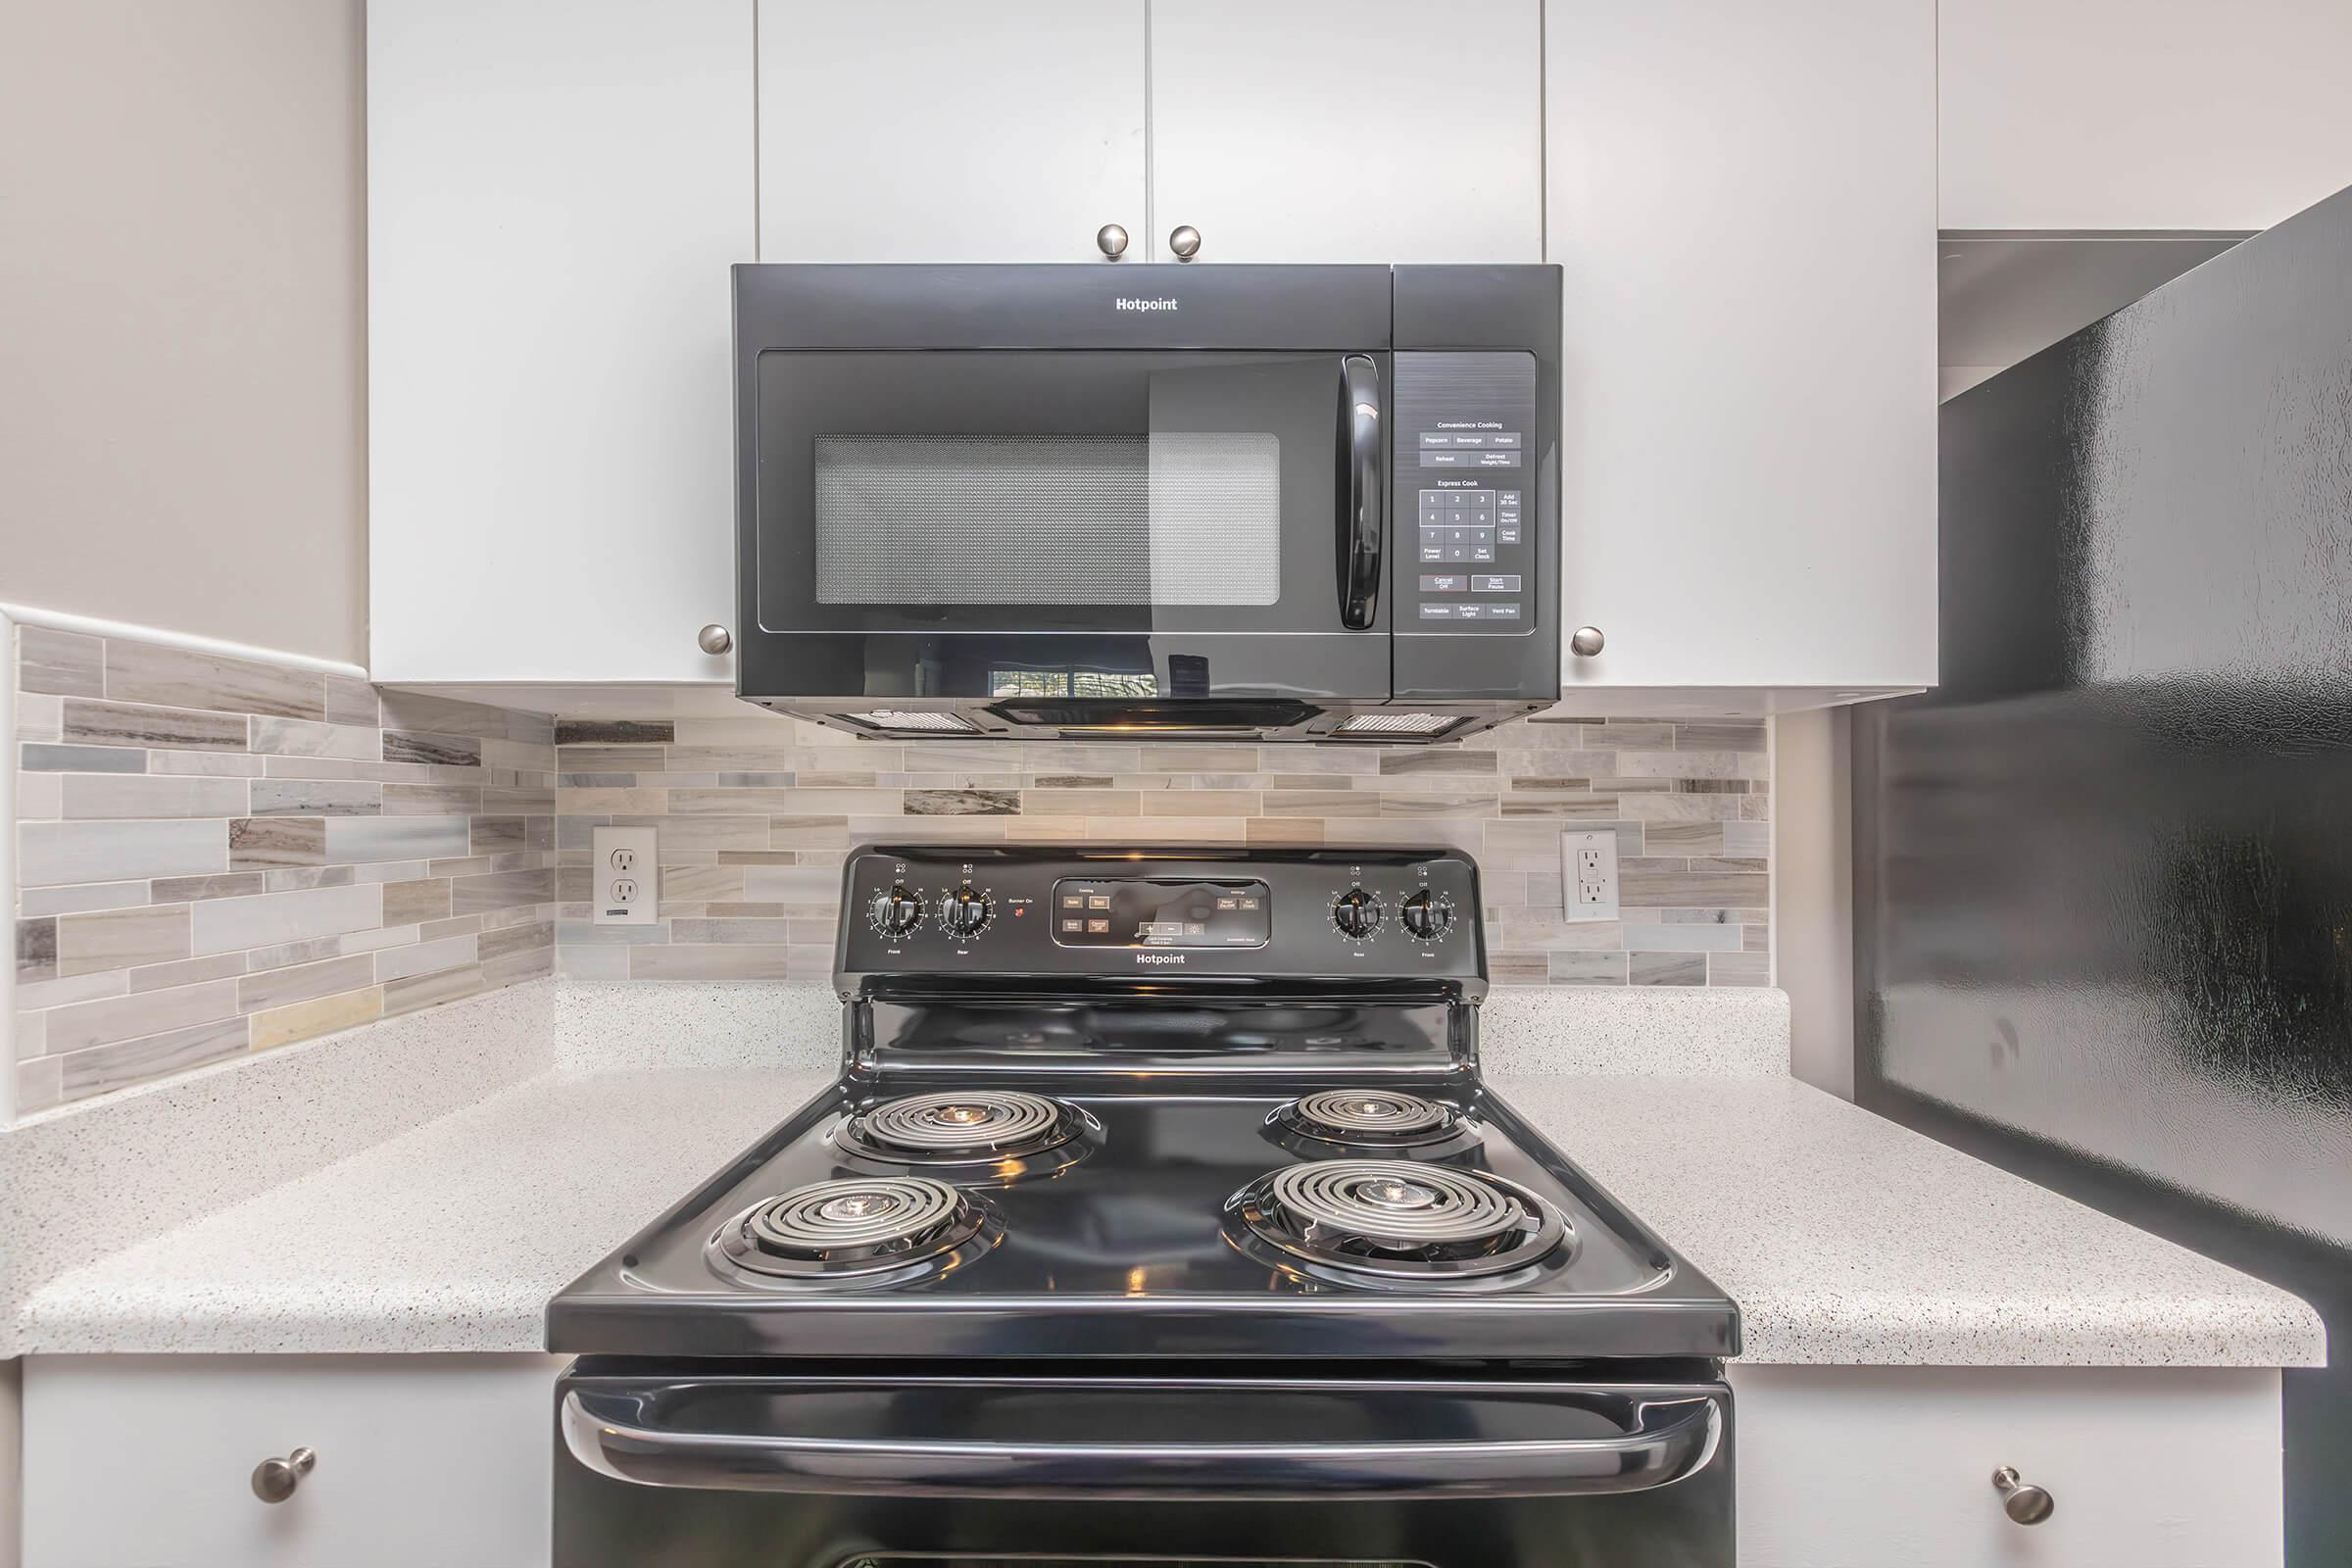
[1393,352,1539,635]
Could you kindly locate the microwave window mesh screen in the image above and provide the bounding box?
[813,434,1281,606]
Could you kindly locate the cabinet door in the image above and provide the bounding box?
[757,0,1147,263]
[1149,0,1543,264]
[1544,0,1937,698]
[23,1354,562,1568]
[1731,1364,2283,1567]
[368,0,752,684]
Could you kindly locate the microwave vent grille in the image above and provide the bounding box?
[1334,712,1469,739]
[840,710,982,734]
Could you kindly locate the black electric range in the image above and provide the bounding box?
[549,846,1738,1568]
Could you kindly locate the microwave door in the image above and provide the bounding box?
[745,350,1392,707]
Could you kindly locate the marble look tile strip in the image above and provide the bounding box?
[13,641,561,1113]
[541,713,1772,992]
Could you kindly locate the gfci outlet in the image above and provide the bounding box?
[1561,829,1619,922]
[592,825,659,926]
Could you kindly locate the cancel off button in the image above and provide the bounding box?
[1417,573,1468,593]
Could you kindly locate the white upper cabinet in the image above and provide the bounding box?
[368,0,753,685]
[1941,0,2352,232]
[1148,0,1544,264]
[758,1,1148,263]
[1544,0,1938,701]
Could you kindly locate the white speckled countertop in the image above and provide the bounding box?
[1487,1075,2326,1367]
[11,983,2327,1366]
[20,1068,836,1353]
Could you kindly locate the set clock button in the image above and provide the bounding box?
[868,884,925,937]
[1399,888,1456,942]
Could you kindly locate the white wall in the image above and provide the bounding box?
[0,0,368,665]
[1941,0,2352,230]
[1771,710,1854,1098]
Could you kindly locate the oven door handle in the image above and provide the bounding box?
[1336,353,1385,631]
[562,1389,1721,1500]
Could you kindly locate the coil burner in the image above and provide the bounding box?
[1227,1158,1570,1290]
[833,1090,1098,1182]
[1266,1089,1481,1159]
[708,1176,998,1289]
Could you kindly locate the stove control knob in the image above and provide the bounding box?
[1330,887,1383,940]
[867,884,925,938]
[1399,889,1455,942]
[940,884,995,939]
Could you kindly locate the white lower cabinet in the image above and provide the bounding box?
[22,1354,563,1568]
[1731,1363,2284,1567]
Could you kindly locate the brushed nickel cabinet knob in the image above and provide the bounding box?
[251,1446,317,1503]
[1095,223,1129,259]
[1569,626,1606,658]
[1168,224,1201,261]
[1991,1466,2054,1525]
[697,624,733,656]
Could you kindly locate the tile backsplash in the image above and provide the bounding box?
[554,713,1770,987]
[11,626,556,1112]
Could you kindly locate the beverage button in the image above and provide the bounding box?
[1449,432,1488,447]
[1418,604,1456,619]
[1471,574,1522,592]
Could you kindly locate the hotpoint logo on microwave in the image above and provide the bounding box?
[1134,951,1187,964]
[1114,296,1180,312]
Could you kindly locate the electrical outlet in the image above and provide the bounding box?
[1560,829,1618,921]
[592,825,659,925]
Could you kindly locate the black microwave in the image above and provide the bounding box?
[730,263,1560,743]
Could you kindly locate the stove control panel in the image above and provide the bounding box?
[839,848,1484,985]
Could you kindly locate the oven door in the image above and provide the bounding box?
[554,1369,1733,1568]
[738,350,1392,706]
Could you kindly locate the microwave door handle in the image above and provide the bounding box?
[563,1389,1721,1500]
[1337,354,1385,630]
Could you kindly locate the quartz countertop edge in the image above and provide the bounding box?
[18,1061,2326,1367]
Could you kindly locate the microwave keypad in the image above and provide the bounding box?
[1393,354,1538,637]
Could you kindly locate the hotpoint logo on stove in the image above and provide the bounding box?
[1134,952,1187,964]
[1114,297,1179,312]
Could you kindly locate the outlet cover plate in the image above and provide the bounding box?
[592,825,659,925]
[1561,829,1619,922]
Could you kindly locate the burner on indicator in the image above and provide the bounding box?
[709,1175,999,1289]
[1225,1158,1571,1289]
[1265,1089,1481,1160]
[832,1090,1099,1183]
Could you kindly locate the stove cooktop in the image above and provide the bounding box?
[546,1075,1739,1361]
[548,847,1738,1365]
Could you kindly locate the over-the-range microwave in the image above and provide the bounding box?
[730,263,1560,743]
